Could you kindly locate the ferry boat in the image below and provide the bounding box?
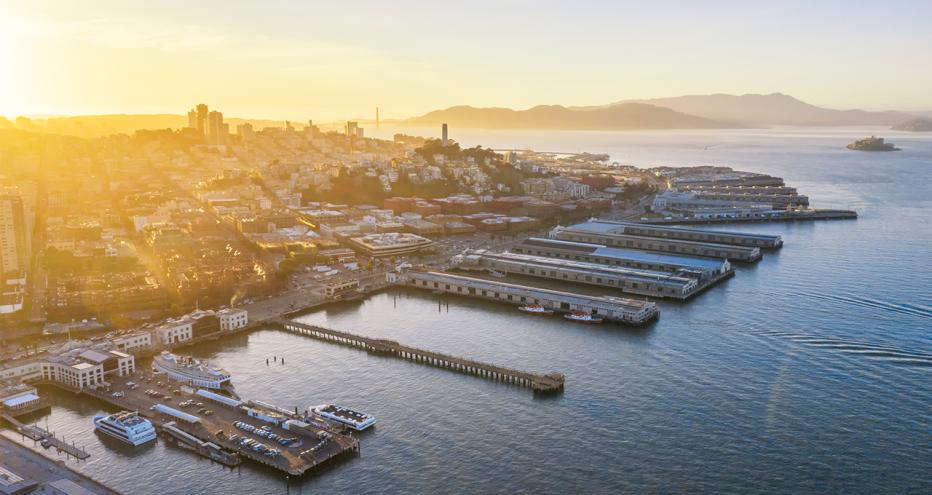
[152,351,233,391]
[311,404,376,431]
[93,411,156,446]
[517,304,554,316]
[563,311,603,324]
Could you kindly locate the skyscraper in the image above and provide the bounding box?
[196,104,208,137]
[442,123,448,147]
[0,188,28,314]
[207,111,224,145]
[187,110,197,129]
[345,121,358,137]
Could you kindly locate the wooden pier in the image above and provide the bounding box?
[0,412,90,460]
[276,320,565,393]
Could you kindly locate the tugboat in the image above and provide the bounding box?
[563,311,603,324]
[846,136,899,151]
[517,304,554,316]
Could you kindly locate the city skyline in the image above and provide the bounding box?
[3,1,932,121]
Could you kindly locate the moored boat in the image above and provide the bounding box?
[310,404,376,431]
[563,311,603,324]
[93,411,156,446]
[517,304,554,316]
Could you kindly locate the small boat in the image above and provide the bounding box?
[517,304,554,316]
[563,311,603,324]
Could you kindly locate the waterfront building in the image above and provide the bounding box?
[155,320,193,345]
[218,308,248,331]
[41,349,135,389]
[348,232,434,258]
[0,384,42,413]
[110,331,153,353]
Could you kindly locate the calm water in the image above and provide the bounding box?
[6,127,931,494]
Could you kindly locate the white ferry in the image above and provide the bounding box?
[93,411,156,446]
[517,304,554,316]
[311,404,376,431]
[563,311,604,324]
[152,351,232,390]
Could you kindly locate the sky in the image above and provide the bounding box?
[2,0,931,121]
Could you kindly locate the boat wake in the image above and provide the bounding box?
[800,291,932,321]
[756,330,932,368]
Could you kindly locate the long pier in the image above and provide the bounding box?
[396,270,659,325]
[554,226,762,262]
[275,320,565,393]
[588,219,784,249]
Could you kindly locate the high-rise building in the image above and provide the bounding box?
[376,107,380,129]
[0,188,28,314]
[237,123,254,139]
[345,121,358,137]
[187,110,197,129]
[196,104,208,137]
[442,123,448,147]
[207,111,224,145]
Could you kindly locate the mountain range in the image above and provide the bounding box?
[408,93,927,130]
[4,94,930,137]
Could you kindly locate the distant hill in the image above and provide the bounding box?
[608,93,915,126]
[892,118,932,132]
[405,103,727,130]
[8,114,292,138]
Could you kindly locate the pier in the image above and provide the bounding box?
[554,226,762,262]
[0,412,90,460]
[276,320,566,393]
[42,376,359,476]
[457,249,704,300]
[638,208,858,224]
[394,270,659,325]
[588,220,784,249]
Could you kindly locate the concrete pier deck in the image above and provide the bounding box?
[276,320,566,393]
[584,220,784,249]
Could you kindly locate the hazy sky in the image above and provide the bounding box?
[2,0,931,121]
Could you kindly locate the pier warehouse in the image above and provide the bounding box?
[585,220,783,249]
[512,238,730,281]
[552,222,761,262]
[394,270,658,325]
[456,250,701,300]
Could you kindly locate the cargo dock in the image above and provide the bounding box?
[391,270,659,325]
[275,320,565,393]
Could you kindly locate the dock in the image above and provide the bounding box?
[393,270,659,325]
[275,320,566,393]
[0,412,90,460]
[457,249,705,300]
[588,220,784,249]
[43,376,359,476]
[554,225,762,262]
[638,208,857,224]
